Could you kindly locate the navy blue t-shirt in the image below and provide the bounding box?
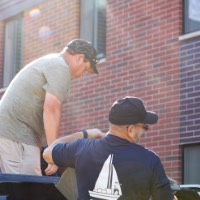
[52,134,173,200]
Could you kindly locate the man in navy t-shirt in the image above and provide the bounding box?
[43,96,174,200]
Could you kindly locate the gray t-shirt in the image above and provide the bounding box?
[0,53,70,147]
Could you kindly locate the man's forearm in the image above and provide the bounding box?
[43,129,104,164]
[51,131,83,144]
[43,92,62,145]
[43,131,85,164]
[43,108,61,145]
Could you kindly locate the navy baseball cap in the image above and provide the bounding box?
[109,96,158,125]
[67,39,99,74]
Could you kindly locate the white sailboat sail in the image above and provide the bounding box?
[111,165,122,196]
[93,154,112,191]
[89,154,122,200]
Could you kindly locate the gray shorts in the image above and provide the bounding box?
[0,137,42,176]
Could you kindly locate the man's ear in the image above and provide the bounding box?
[73,54,82,65]
[127,125,135,137]
[77,54,85,63]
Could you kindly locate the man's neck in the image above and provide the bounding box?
[108,125,138,143]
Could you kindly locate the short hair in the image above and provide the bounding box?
[65,47,89,63]
[65,47,76,55]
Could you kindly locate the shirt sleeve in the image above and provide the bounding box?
[42,60,71,102]
[52,140,81,168]
[151,156,174,200]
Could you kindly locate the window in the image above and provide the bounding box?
[183,0,200,34]
[182,144,200,184]
[3,15,23,87]
[80,0,106,59]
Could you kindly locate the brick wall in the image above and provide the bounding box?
[180,36,200,143]
[61,0,182,181]
[23,0,80,65]
[0,0,185,182]
[105,0,182,181]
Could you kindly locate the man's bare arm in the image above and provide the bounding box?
[43,129,105,164]
[43,92,62,146]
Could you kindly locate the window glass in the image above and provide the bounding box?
[183,144,200,184]
[184,0,200,34]
[3,15,23,87]
[80,0,106,59]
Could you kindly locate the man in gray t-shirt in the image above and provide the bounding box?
[0,39,99,176]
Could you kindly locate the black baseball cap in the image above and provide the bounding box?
[109,96,158,125]
[67,39,99,74]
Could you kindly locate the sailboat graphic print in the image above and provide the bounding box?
[89,154,122,200]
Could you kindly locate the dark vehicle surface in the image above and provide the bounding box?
[0,173,67,200]
[2,173,199,200]
[176,184,200,200]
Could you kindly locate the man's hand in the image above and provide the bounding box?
[86,128,106,139]
[45,163,59,176]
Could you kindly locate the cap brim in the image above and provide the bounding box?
[91,63,99,74]
[143,111,158,124]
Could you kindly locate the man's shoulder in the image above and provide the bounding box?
[42,53,60,59]
[31,53,67,67]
